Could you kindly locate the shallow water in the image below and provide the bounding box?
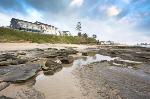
[33,54,114,99]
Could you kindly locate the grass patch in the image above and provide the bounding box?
[0,27,97,44]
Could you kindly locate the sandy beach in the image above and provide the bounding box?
[0,43,98,51]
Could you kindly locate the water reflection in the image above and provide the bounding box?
[34,54,113,99]
[72,54,113,68]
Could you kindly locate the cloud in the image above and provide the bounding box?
[107,6,121,17]
[81,17,150,44]
[0,13,11,26]
[70,0,84,7]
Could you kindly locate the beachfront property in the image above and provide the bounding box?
[99,41,115,45]
[62,31,71,36]
[10,18,60,35]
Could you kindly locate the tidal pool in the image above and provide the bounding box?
[33,54,114,99]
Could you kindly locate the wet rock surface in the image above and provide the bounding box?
[0,84,45,99]
[98,46,150,63]
[0,47,77,98]
[42,59,62,75]
[0,63,41,82]
[73,46,150,99]
[74,61,150,99]
[0,45,150,99]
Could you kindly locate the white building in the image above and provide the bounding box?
[10,18,60,35]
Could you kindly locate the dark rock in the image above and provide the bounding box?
[17,59,28,64]
[43,59,62,75]
[43,70,54,75]
[58,56,74,64]
[82,52,88,56]
[17,51,26,55]
[0,58,7,62]
[0,96,14,99]
[66,48,78,54]
[34,48,44,51]
[44,59,62,70]
[111,59,141,68]
[0,63,41,82]
[56,50,68,57]
[0,82,10,91]
[42,52,57,58]
[0,61,11,66]
[0,53,17,60]
[0,59,28,66]
[11,59,28,65]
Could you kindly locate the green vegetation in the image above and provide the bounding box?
[0,27,97,44]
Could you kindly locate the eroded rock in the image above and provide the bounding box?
[0,63,41,82]
[42,59,62,75]
[0,82,10,91]
[58,56,74,64]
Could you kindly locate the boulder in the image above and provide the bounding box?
[42,59,62,75]
[44,59,62,71]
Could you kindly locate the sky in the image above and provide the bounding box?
[0,0,150,44]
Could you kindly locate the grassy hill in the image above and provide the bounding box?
[0,27,97,44]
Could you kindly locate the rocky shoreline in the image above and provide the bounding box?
[0,45,150,99]
[74,45,150,99]
[0,47,78,98]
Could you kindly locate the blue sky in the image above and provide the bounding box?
[0,0,150,44]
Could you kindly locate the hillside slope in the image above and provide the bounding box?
[0,27,96,44]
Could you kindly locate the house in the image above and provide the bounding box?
[62,31,71,36]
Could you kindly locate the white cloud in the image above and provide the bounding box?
[0,13,11,26]
[80,17,148,44]
[0,8,43,27]
[107,6,121,17]
[70,0,84,7]
[25,8,43,22]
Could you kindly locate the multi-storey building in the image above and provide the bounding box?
[10,18,60,35]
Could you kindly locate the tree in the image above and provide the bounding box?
[83,33,88,38]
[92,34,97,39]
[76,22,81,35]
[78,32,82,37]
